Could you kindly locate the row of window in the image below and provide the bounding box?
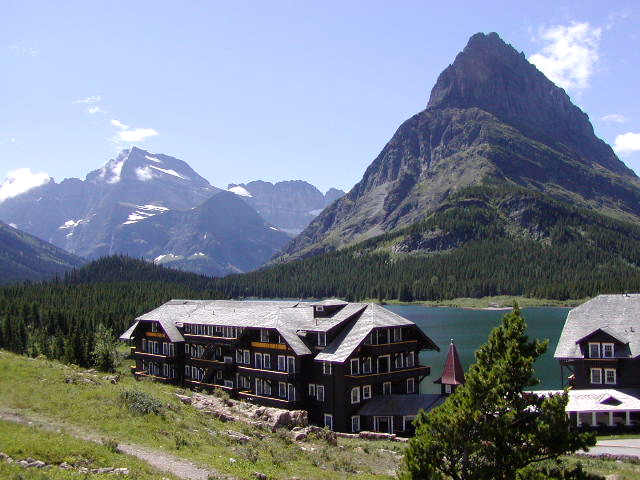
[348,352,415,375]
[140,360,175,378]
[349,378,415,404]
[235,350,296,373]
[141,339,175,356]
[363,327,404,345]
[588,342,615,359]
[183,323,244,338]
[590,367,617,385]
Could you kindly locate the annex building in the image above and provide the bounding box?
[554,294,640,428]
[120,299,440,433]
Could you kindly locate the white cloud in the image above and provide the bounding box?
[135,166,154,181]
[75,95,101,104]
[88,106,104,114]
[110,119,128,129]
[0,168,51,203]
[10,46,38,55]
[529,22,601,92]
[601,114,627,123]
[614,132,640,155]
[114,128,158,143]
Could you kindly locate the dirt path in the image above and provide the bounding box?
[0,407,230,480]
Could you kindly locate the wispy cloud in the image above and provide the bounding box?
[110,119,128,129]
[114,128,158,143]
[614,132,640,155]
[0,168,51,203]
[601,114,627,123]
[88,106,104,114]
[606,9,632,30]
[529,22,601,93]
[10,45,39,55]
[74,95,101,104]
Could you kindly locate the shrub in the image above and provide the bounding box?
[119,388,163,415]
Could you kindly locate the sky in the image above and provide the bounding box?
[1,0,639,198]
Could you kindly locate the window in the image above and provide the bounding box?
[317,385,325,401]
[151,323,158,333]
[236,349,243,363]
[223,356,232,364]
[260,329,270,342]
[603,343,614,358]
[590,368,602,384]
[351,387,360,404]
[278,334,285,344]
[383,381,392,395]
[351,416,360,433]
[277,355,286,371]
[141,338,147,352]
[605,368,617,384]
[403,415,416,431]
[263,354,271,369]
[362,385,372,399]
[184,364,190,378]
[323,361,332,375]
[350,358,360,375]
[589,342,600,358]
[445,384,452,394]
[243,350,250,365]
[395,354,404,369]
[217,370,222,379]
[255,353,263,369]
[324,414,333,431]
[406,351,415,368]
[279,382,287,398]
[287,356,295,373]
[264,381,272,395]
[287,383,296,401]
[318,332,326,347]
[393,328,402,342]
[363,357,372,374]
[407,377,415,394]
[309,384,316,397]
[224,380,234,388]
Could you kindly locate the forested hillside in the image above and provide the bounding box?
[0,256,225,366]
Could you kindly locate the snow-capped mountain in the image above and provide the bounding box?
[227,180,345,235]
[0,146,220,259]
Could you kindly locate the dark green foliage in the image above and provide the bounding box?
[119,388,163,415]
[517,461,604,480]
[402,306,596,480]
[212,185,640,301]
[0,256,225,366]
[92,323,118,372]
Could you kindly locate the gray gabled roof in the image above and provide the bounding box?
[315,303,439,363]
[121,299,438,360]
[554,294,640,359]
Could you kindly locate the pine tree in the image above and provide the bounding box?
[403,305,596,480]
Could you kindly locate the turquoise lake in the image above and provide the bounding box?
[384,305,571,394]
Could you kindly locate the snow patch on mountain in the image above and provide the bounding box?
[59,220,81,230]
[149,165,189,180]
[309,209,323,216]
[153,253,183,263]
[123,204,169,225]
[145,155,161,163]
[228,186,253,197]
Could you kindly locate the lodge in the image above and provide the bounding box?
[554,294,640,428]
[120,299,442,433]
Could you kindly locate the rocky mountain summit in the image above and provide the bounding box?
[228,180,345,235]
[278,32,640,260]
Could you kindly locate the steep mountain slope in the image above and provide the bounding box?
[228,180,345,235]
[0,146,219,258]
[279,32,640,261]
[108,191,290,276]
[0,221,84,284]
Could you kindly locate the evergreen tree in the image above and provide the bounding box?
[403,305,596,480]
[92,323,118,372]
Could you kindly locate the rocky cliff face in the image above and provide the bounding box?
[278,32,640,260]
[228,180,345,235]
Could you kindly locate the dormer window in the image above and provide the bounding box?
[151,322,158,333]
[318,332,326,347]
[588,343,600,358]
[260,329,269,343]
[602,343,614,358]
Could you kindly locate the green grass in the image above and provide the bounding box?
[0,350,400,479]
[0,420,178,479]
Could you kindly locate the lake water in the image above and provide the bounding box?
[384,305,570,394]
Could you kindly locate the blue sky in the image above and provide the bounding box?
[1,0,639,198]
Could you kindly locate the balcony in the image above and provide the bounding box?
[133,350,176,362]
[360,340,419,355]
[131,370,177,384]
[236,365,296,381]
[344,365,431,385]
[183,333,240,346]
[237,391,300,409]
[184,379,234,393]
[187,356,233,370]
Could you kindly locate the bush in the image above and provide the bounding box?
[119,388,163,415]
